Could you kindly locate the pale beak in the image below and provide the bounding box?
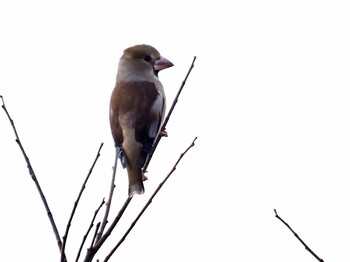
[153,56,174,71]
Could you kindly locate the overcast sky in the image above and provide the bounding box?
[1,1,350,261]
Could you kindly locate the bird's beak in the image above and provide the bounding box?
[153,56,174,71]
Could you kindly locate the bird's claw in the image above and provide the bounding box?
[160,130,168,137]
[141,172,148,181]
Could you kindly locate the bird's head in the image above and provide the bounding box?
[122,44,173,77]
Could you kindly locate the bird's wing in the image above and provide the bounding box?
[110,81,164,166]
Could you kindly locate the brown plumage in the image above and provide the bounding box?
[109,44,173,197]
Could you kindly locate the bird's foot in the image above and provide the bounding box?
[141,172,148,181]
[160,130,168,137]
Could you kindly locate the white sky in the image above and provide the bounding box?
[1,0,350,261]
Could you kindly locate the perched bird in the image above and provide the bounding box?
[109,44,173,197]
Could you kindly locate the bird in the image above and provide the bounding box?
[109,44,173,197]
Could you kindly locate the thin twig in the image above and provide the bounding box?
[61,142,104,262]
[274,209,324,262]
[75,199,105,262]
[1,95,64,258]
[96,153,118,243]
[104,137,197,262]
[142,56,196,173]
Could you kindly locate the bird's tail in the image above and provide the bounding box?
[128,177,145,197]
[127,164,145,197]
[122,132,145,197]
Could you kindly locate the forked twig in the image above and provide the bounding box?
[60,142,104,262]
[1,96,64,259]
[75,199,105,262]
[83,197,132,262]
[142,56,197,173]
[90,222,101,249]
[104,137,197,262]
[274,209,324,262]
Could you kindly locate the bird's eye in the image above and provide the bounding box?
[143,55,152,62]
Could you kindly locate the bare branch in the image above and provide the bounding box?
[142,56,196,173]
[1,95,64,258]
[96,152,119,243]
[274,209,324,262]
[60,143,104,262]
[75,199,105,262]
[104,137,198,262]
